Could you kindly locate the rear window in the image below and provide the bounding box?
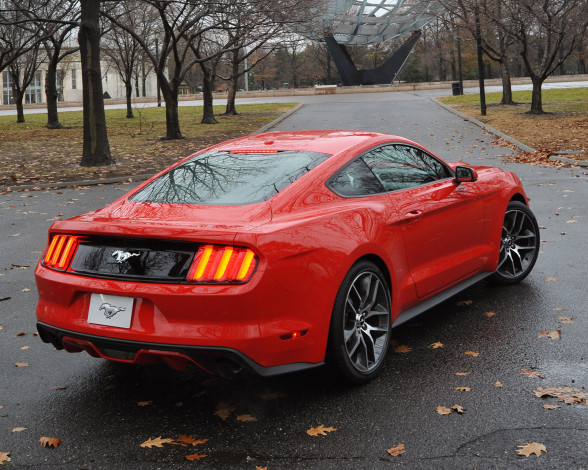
[130,150,330,205]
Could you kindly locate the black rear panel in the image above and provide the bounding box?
[69,237,196,282]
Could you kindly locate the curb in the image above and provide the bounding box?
[433,98,536,153]
[1,104,305,193]
[547,154,588,167]
[253,103,304,134]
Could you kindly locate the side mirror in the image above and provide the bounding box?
[454,166,478,183]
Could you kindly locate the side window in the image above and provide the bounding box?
[328,158,385,197]
[362,144,451,191]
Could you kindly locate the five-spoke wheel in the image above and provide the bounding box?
[328,261,391,384]
[490,201,540,285]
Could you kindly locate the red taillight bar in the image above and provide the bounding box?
[42,235,80,271]
[187,245,259,284]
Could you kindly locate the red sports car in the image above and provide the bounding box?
[35,130,539,383]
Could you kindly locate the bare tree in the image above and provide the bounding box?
[78,0,114,165]
[7,41,44,122]
[0,2,40,73]
[488,0,588,113]
[103,1,223,139]
[37,1,79,129]
[2,0,114,166]
[102,1,151,119]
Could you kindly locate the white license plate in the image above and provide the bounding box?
[88,294,134,329]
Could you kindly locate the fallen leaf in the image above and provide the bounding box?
[16,332,26,336]
[0,452,11,465]
[455,386,471,392]
[394,345,412,353]
[386,443,406,456]
[456,300,473,306]
[137,401,152,407]
[552,308,564,311]
[214,402,236,421]
[175,402,183,408]
[559,318,575,324]
[21,345,30,350]
[14,362,28,367]
[11,427,26,433]
[544,277,558,282]
[429,342,444,349]
[177,435,209,446]
[261,392,286,400]
[21,288,31,292]
[40,437,61,448]
[494,381,503,388]
[485,311,496,317]
[105,384,116,391]
[51,386,67,390]
[236,414,258,422]
[451,404,465,414]
[520,369,542,378]
[517,442,547,457]
[543,404,561,410]
[538,329,561,339]
[306,425,338,436]
[455,372,470,376]
[185,453,207,461]
[464,351,479,357]
[140,437,177,448]
[533,386,588,405]
[256,467,268,470]
[435,406,452,415]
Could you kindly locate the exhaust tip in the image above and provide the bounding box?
[214,358,243,379]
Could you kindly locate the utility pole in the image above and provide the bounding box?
[474,1,486,115]
[155,37,161,107]
[457,36,464,95]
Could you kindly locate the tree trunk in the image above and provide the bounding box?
[224,52,240,115]
[499,60,513,105]
[125,81,134,118]
[528,78,545,114]
[14,89,25,123]
[201,65,218,124]
[45,57,63,129]
[160,84,182,139]
[79,0,115,166]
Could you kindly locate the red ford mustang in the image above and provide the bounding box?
[35,130,539,383]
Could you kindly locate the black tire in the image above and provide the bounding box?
[327,260,391,384]
[489,201,540,285]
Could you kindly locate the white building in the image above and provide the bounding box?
[1,52,159,106]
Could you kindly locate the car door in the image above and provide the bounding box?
[361,144,486,298]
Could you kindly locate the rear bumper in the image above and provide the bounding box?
[37,322,324,378]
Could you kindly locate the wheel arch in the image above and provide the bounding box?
[509,192,527,205]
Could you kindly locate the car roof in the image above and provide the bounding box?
[211,130,415,156]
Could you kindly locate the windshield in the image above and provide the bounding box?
[130,150,330,205]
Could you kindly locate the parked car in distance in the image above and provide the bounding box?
[35,130,539,383]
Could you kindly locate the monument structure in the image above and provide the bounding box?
[303,0,440,86]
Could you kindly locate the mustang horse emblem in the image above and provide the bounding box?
[99,302,126,319]
[111,250,140,263]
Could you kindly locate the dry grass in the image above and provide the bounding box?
[0,103,296,187]
[439,88,588,164]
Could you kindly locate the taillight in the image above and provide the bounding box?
[42,235,80,271]
[187,245,259,284]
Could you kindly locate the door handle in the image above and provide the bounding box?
[405,210,423,218]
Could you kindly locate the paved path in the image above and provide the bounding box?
[1,91,587,469]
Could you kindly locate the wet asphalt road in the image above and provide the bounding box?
[1,91,587,469]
